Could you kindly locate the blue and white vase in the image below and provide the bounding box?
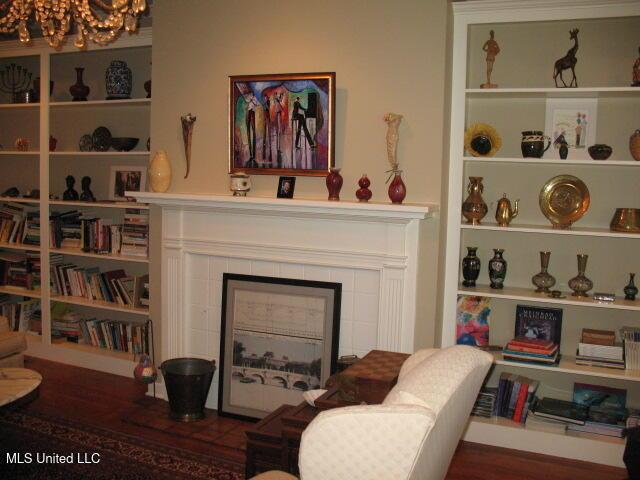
[105,60,132,100]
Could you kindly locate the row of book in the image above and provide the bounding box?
[50,257,149,308]
[120,209,149,258]
[0,295,41,334]
[50,209,148,258]
[622,327,640,371]
[51,305,148,355]
[0,203,40,246]
[494,373,539,423]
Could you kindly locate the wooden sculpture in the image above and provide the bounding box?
[553,29,580,88]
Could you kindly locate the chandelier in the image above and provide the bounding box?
[0,0,147,49]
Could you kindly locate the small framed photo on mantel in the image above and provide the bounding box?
[277,176,296,199]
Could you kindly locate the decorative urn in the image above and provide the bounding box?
[105,60,133,100]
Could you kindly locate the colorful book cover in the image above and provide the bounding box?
[514,305,563,345]
[456,295,490,347]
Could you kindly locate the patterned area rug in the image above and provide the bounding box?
[0,410,244,480]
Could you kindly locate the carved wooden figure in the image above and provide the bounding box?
[553,29,579,88]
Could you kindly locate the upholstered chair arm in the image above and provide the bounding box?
[398,348,439,381]
[298,404,435,480]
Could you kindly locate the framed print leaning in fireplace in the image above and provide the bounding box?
[219,274,341,420]
[229,72,335,177]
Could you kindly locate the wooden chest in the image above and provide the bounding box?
[245,404,294,478]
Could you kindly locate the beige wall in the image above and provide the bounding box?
[150,0,448,351]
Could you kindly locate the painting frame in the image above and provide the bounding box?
[218,273,341,420]
[109,165,147,200]
[544,98,598,160]
[229,72,336,177]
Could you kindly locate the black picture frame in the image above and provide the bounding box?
[514,304,563,345]
[277,176,296,198]
[219,274,341,420]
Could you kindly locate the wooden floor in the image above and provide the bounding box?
[19,356,628,480]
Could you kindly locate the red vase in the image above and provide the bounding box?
[356,174,372,202]
[326,168,343,201]
[388,172,406,204]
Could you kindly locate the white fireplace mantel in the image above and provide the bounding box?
[132,192,436,223]
[130,192,437,409]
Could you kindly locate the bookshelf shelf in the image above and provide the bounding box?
[0,151,40,156]
[0,242,40,252]
[51,338,137,362]
[50,247,149,263]
[0,103,39,109]
[0,285,41,298]
[50,151,150,157]
[457,285,640,312]
[0,197,39,204]
[49,200,149,210]
[490,351,640,382]
[465,86,640,98]
[460,223,640,239]
[50,98,151,108]
[463,156,640,167]
[50,295,149,316]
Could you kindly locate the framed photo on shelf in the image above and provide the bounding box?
[544,98,598,160]
[276,176,296,199]
[229,72,336,177]
[514,305,563,345]
[109,166,147,200]
[219,273,341,420]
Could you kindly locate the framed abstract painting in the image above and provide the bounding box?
[229,72,335,176]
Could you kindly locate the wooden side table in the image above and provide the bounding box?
[245,404,294,479]
[0,368,42,409]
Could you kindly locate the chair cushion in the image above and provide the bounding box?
[0,331,27,359]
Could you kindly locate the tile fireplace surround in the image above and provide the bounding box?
[132,192,436,408]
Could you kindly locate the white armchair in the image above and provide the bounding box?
[252,345,492,480]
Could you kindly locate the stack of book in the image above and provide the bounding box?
[0,295,41,333]
[532,397,588,425]
[50,262,148,308]
[0,251,40,290]
[50,210,82,249]
[622,327,640,370]
[502,337,559,365]
[22,210,40,246]
[575,328,624,370]
[50,211,125,255]
[120,209,148,258]
[495,373,539,423]
[471,387,497,418]
[51,307,83,341]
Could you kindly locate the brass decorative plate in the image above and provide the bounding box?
[539,175,590,229]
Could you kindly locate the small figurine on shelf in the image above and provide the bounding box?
[49,135,57,152]
[632,47,640,87]
[624,273,638,301]
[555,133,569,160]
[14,138,29,151]
[480,30,500,89]
[63,175,79,201]
[80,176,96,202]
[553,29,580,88]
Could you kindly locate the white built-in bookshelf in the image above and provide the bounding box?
[444,0,640,468]
[0,29,152,377]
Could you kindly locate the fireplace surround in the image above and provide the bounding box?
[132,193,436,408]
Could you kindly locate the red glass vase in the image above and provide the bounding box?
[326,168,343,201]
[388,171,406,204]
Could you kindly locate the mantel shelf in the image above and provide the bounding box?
[460,222,640,238]
[463,156,640,166]
[458,285,640,311]
[129,192,438,223]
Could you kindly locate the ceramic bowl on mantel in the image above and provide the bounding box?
[588,144,612,160]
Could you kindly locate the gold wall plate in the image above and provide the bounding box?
[539,175,590,229]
